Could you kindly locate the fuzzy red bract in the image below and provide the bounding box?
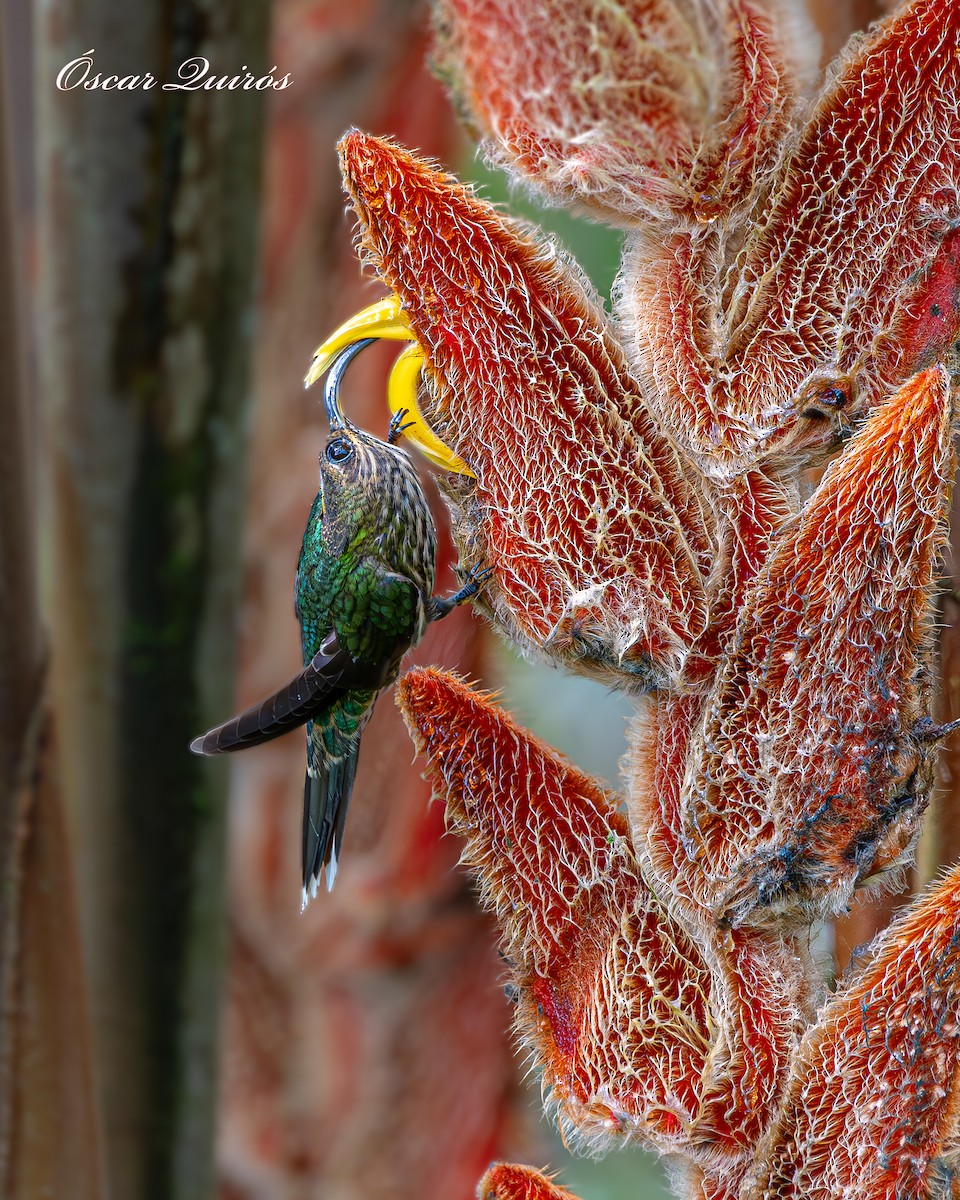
[683,368,956,928]
[742,862,960,1199]
[433,0,798,224]
[398,670,715,1155]
[620,0,960,474]
[340,131,713,687]
[342,0,960,1196]
[478,1162,582,1200]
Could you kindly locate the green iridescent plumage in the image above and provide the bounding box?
[190,338,488,904]
[293,394,436,898]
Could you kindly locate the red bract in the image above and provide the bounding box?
[742,862,960,1199]
[620,0,960,473]
[478,1163,582,1200]
[432,0,802,224]
[683,368,956,929]
[340,131,713,687]
[398,669,715,1156]
[343,0,960,1196]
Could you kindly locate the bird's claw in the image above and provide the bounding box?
[465,563,494,590]
[387,406,417,445]
[428,563,494,621]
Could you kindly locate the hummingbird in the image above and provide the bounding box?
[190,337,487,905]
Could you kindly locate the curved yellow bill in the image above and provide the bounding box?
[305,297,475,478]
[304,296,414,387]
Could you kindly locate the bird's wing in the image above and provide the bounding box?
[335,566,425,665]
[189,631,389,755]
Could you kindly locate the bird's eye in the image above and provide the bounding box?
[325,437,354,464]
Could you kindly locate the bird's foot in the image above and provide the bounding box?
[428,563,493,621]
[914,714,960,743]
[387,406,417,445]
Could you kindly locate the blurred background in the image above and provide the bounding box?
[0,2,932,1199]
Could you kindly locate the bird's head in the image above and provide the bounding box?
[316,339,429,555]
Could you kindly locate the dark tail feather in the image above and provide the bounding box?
[189,633,376,756]
[301,745,361,903]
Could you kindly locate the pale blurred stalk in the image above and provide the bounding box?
[35,4,269,1197]
[0,6,102,1195]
